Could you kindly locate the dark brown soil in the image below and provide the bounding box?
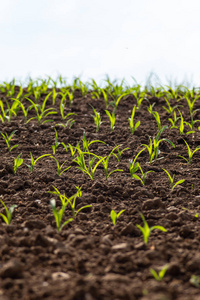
[0,88,200,300]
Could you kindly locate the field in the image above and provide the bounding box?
[0,77,200,300]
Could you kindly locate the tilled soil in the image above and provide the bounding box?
[0,88,200,300]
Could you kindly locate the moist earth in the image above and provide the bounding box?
[0,87,200,300]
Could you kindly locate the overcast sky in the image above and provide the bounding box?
[1,0,200,87]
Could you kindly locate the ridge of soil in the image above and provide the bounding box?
[0,89,200,299]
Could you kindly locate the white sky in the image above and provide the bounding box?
[1,0,200,87]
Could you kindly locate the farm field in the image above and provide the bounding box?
[0,77,200,300]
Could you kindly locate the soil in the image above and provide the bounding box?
[0,87,200,300]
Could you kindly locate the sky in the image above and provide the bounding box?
[1,0,200,87]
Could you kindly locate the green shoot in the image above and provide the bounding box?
[50,199,73,232]
[128,105,140,134]
[162,97,180,114]
[25,153,51,172]
[1,130,18,152]
[73,151,104,180]
[129,148,145,178]
[0,198,17,224]
[162,168,185,190]
[52,128,61,154]
[112,145,130,162]
[101,89,109,109]
[14,153,23,174]
[68,143,77,157]
[178,109,195,135]
[105,109,115,132]
[90,105,102,132]
[142,126,175,163]
[177,139,200,164]
[136,213,167,244]
[67,186,92,218]
[110,209,125,226]
[132,164,154,185]
[81,131,106,152]
[100,145,123,180]
[25,93,57,125]
[50,156,71,176]
[168,111,180,129]
[152,111,161,131]
[150,265,168,281]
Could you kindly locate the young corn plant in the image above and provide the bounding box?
[50,156,71,176]
[185,94,200,128]
[178,109,195,135]
[162,168,185,190]
[100,145,123,180]
[129,148,145,178]
[25,153,51,172]
[81,131,106,152]
[136,213,167,244]
[128,105,140,134]
[10,98,32,123]
[101,88,109,109]
[0,198,17,225]
[162,97,180,114]
[142,126,175,163]
[67,186,92,218]
[67,143,77,157]
[152,111,162,131]
[110,209,125,226]
[73,151,104,180]
[168,111,180,129]
[50,199,73,232]
[177,139,200,164]
[150,265,168,281]
[112,145,130,162]
[132,164,154,186]
[105,109,115,132]
[14,153,23,174]
[132,90,146,110]
[1,130,18,152]
[52,128,61,154]
[90,105,102,132]
[25,93,57,125]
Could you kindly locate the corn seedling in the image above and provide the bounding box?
[52,128,61,154]
[132,164,154,185]
[150,265,168,281]
[67,186,92,218]
[101,89,109,109]
[112,145,130,162]
[132,90,146,110]
[162,168,185,190]
[185,94,200,127]
[129,148,145,178]
[110,209,125,226]
[50,199,73,232]
[14,153,23,174]
[105,109,115,132]
[100,145,123,180]
[128,105,140,134]
[25,93,57,125]
[81,131,106,152]
[90,105,102,132]
[0,198,17,225]
[0,100,8,123]
[25,153,51,172]
[178,109,195,135]
[136,213,167,244]
[142,126,175,163]
[152,111,162,131]
[52,87,57,105]
[190,275,200,288]
[177,139,200,164]
[1,130,18,152]
[67,143,77,157]
[49,186,91,220]
[147,102,156,114]
[162,97,180,114]
[73,151,104,180]
[50,156,71,176]
[168,111,180,129]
